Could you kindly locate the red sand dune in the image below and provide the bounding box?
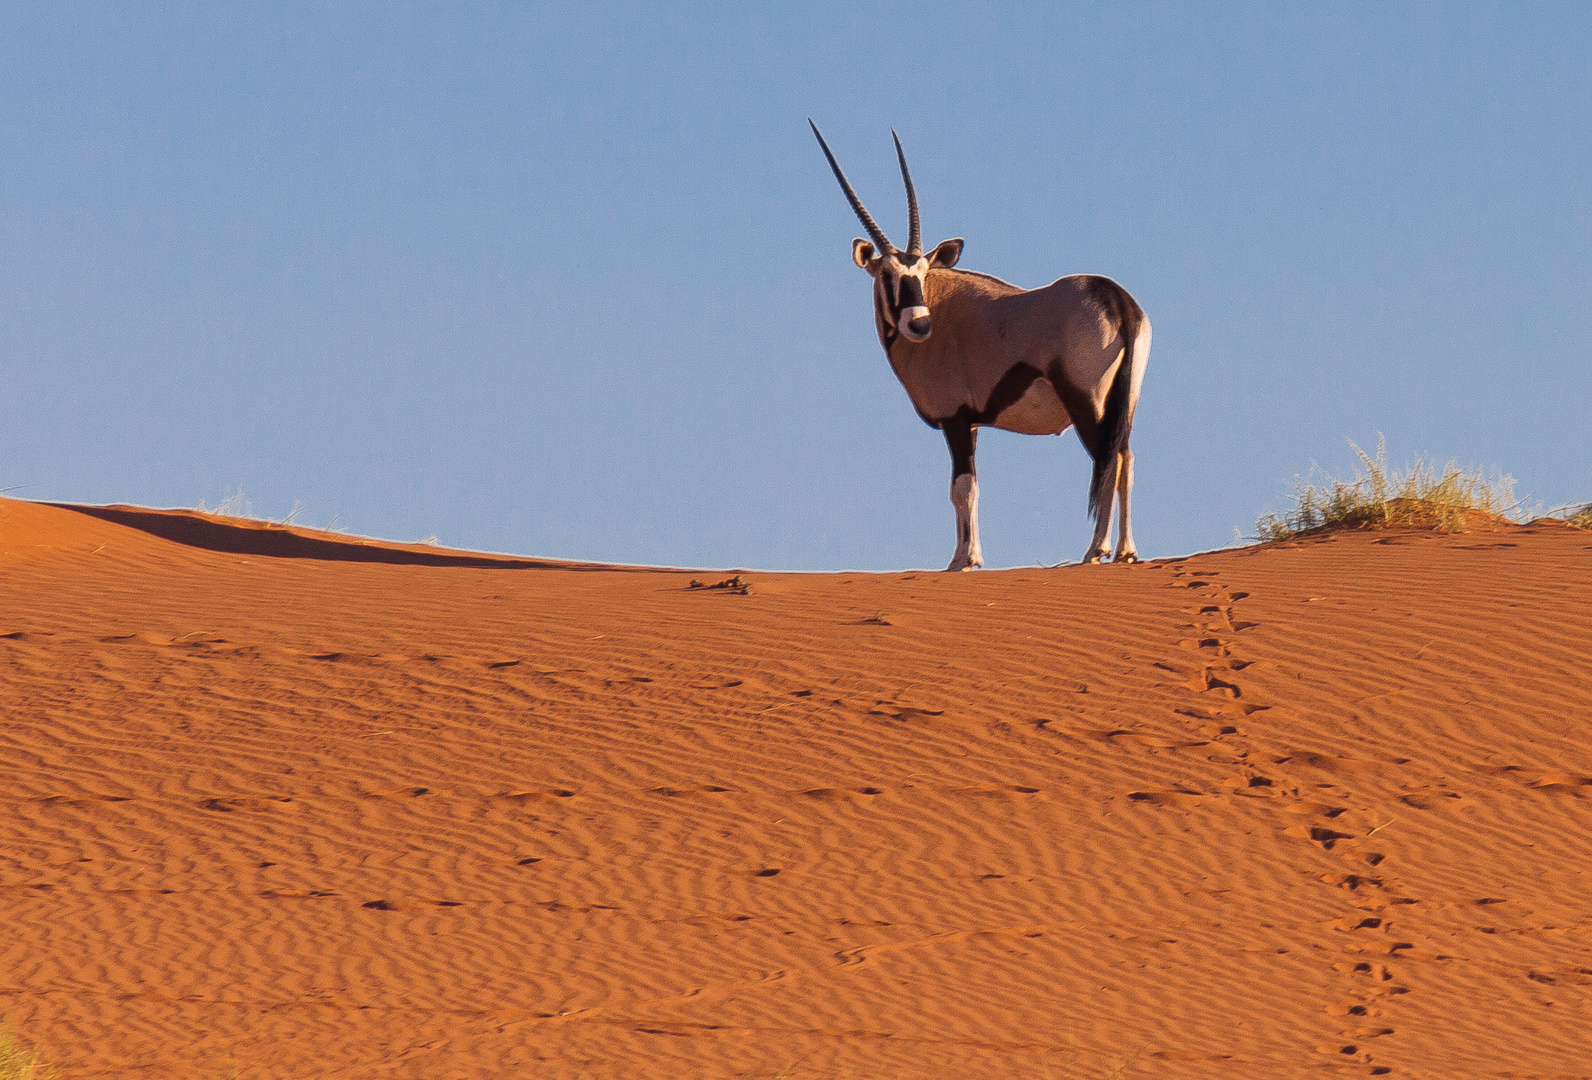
[3,495,1592,1079]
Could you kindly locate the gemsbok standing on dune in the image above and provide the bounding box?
[810,120,1150,568]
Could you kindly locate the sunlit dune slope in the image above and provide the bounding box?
[3,496,1591,1079]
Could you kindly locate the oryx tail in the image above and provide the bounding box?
[1087,280,1145,522]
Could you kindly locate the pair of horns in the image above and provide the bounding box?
[809,119,921,257]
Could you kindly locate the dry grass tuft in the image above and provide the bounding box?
[1563,502,1592,530]
[0,1030,58,1080]
[197,487,256,519]
[1257,436,1519,543]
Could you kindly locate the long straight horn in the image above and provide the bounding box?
[891,129,920,256]
[809,119,893,253]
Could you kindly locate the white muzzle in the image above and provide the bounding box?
[898,306,931,338]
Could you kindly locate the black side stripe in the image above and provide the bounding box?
[973,363,1044,426]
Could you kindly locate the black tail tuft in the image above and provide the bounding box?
[1087,280,1143,521]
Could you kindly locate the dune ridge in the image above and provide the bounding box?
[3,497,1592,1078]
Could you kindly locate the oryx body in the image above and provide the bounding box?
[811,121,1150,568]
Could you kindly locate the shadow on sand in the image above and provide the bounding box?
[54,503,643,572]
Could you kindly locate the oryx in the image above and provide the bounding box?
[810,120,1150,568]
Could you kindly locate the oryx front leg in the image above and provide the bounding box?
[949,473,982,570]
[1113,448,1138,563]
[943,415,982,571]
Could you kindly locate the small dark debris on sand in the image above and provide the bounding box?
[689,575,751,595]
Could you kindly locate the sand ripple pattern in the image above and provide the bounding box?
[3,500,1592,1077]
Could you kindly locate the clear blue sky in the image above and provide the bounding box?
[3,3,1588,569]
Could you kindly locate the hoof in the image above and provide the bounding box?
[1081,553,1107,565]
[1115,553,1140,565]
[946,546,983,571]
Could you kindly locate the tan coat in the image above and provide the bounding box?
[879,268,1149,444]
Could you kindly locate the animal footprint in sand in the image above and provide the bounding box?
[1284,825,1356,849]
[1186,668,1242,697]
[1321,873,1381,891]
[1324,1003,1370,1017]
[1336,961,1394,981]
[1126,788,1210,807]
[1313,1044,1383,1070]
[1329,915,1385,932]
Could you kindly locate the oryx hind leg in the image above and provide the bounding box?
[1113,448,1138,563]
[942,414,982,571]
[1082,452,1119,565]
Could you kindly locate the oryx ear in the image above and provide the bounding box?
[929,238,963,269]
[852,238,876,269]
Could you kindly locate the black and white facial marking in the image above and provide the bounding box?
[852,237,964,344]
[810,121,963,344]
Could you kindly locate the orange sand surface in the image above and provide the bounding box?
[4,495,1592,1079]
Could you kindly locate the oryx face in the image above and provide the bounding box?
[810,120,964,343]
[853,237,964,343]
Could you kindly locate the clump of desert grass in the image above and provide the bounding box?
[197,486,256,519]
[195,489,313,528]
[1563,502,1592,529]
[0,1029,58,1080]
[1256,436,1520,542]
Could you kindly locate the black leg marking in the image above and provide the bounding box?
[942,410,981,567]
[1054,376,1102,455]
[943,409,978,480]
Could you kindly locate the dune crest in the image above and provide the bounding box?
[3,497,1591,1078]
